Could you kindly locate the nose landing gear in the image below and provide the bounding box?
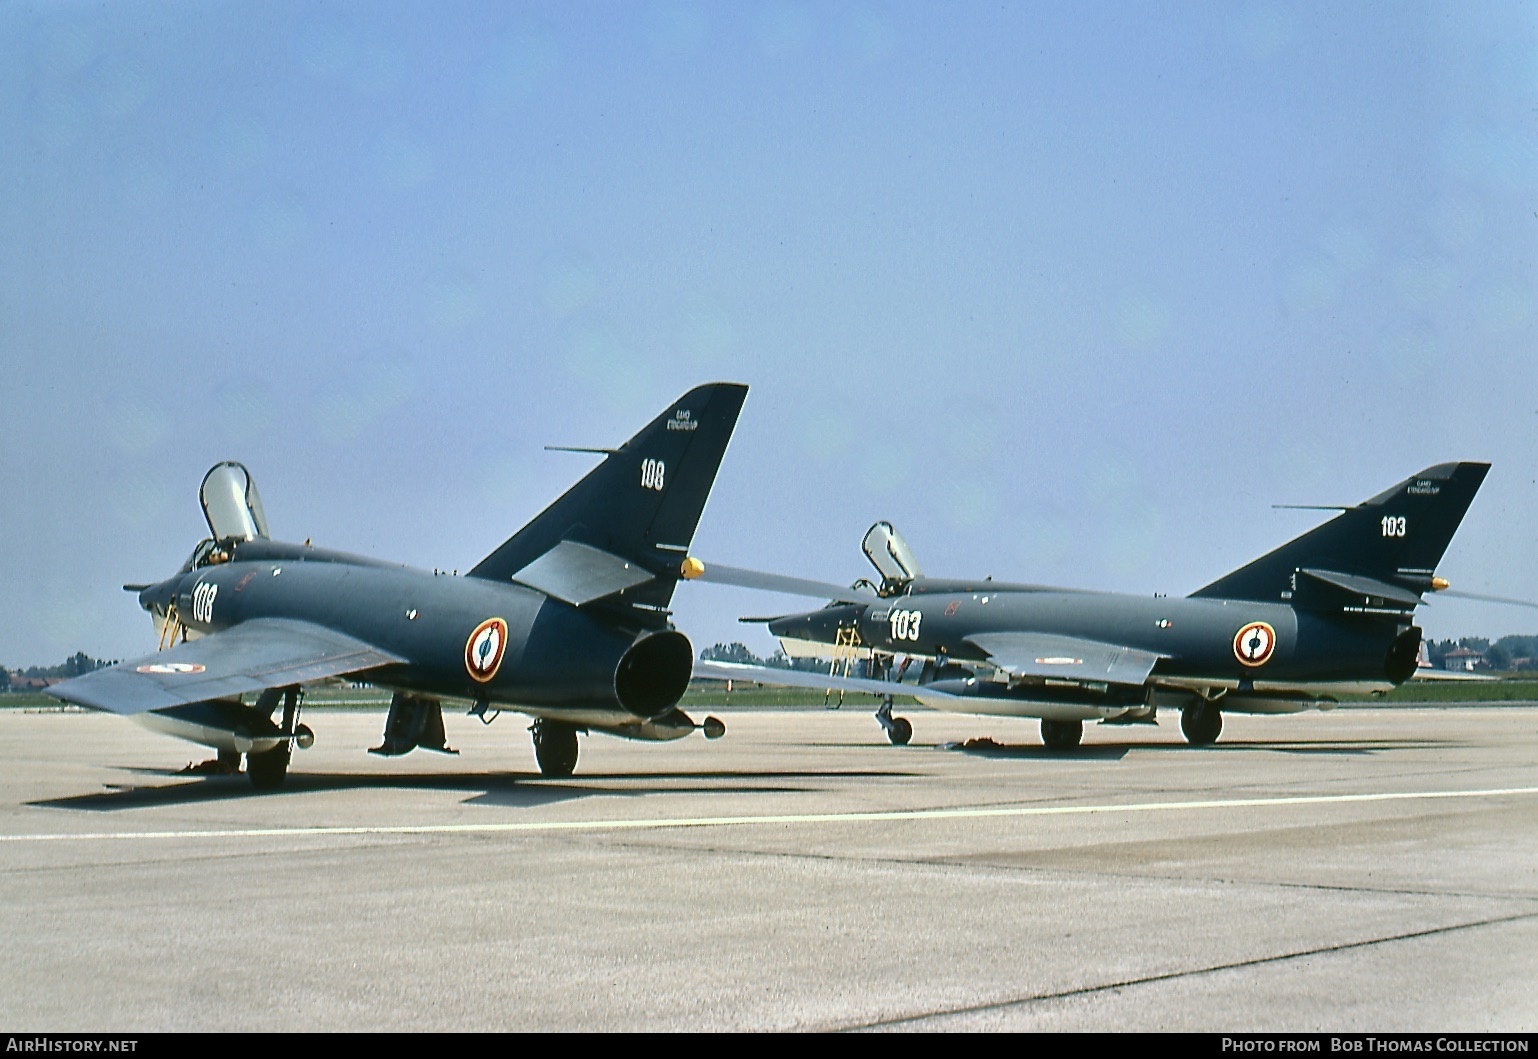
[875,697,912,746]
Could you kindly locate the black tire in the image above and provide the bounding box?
[1181,705,1223,746]
[1040,718,1084,750]
[886,717,913,746]
[246,745,290,790]
[533,722,579,777]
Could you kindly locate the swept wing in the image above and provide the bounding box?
[692,659,954,700]
[962,631,1163,687]
[50,618,403,715]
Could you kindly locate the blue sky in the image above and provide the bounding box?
[2,1,1535,667]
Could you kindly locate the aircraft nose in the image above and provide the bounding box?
[136,579,178,615]
[767,604,862,642]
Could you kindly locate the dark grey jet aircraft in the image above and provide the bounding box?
[697,462,1496,749]
[50,383,748,788]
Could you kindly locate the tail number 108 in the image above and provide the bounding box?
[641,459,666,491]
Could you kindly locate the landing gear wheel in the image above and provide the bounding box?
[246,745,291,790]
[875,698,912,746]
[532,721,579,777]
[1181,705,1222,746]
[1040,718,1084,750]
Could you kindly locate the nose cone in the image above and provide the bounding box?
[137,577,180,616]
[767,603,865,644]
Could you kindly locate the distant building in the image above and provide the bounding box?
[8,674,62,690]
[1443,646,1484,672]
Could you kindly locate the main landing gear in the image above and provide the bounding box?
[370,692,457,757]
[247,687,314,791]
[532,720,580,777]
[875,697,912,746]
[1180,704,1223,746]
[1039,718,1083,750]
[246,743,291,791]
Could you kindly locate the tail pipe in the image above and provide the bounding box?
[1385,626,1423,685]
[615,630,694,719]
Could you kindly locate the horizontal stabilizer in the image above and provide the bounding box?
[963,632,1162,687]
[48,618,403,715]
[685,561,878,605]
[511,540,655,607]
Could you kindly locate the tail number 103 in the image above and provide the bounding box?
[1381,516,1407,537]
[641,459,666,491]
[889,608,922,642]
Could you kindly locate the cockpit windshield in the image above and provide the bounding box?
[181,538,229,572]
[200,461,270,542]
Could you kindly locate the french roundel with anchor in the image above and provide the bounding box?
[1233,621,1277,667]
[136,662,206,675]
[465,617,509,683]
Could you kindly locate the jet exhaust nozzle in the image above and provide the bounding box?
[614,630,694,719]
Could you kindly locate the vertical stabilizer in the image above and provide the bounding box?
[468,383,748,610]
[1189,462,1489,605]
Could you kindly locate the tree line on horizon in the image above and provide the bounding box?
[0,652,115,691]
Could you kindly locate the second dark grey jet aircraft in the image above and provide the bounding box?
[50,383,748,787]
[698,461,1493,749]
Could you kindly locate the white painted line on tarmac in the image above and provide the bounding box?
[6,785,1538,844]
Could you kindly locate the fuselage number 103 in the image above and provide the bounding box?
[889,608,922,642]
[1381,515,1407,537]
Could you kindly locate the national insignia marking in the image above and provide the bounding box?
[1233,621,1277,667]
[465,617,509,683]
[136,662,207,675]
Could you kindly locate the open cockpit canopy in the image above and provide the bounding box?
[862,521,922,592]
[200,461,270,543]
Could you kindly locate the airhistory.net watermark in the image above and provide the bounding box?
[5,1041,137,1053]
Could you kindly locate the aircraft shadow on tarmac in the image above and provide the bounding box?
[30,767,916,813]
[938,739,1133,761]
[1205,738,1458,755]
[932,736,1455,760]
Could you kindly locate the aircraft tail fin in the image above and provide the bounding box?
[1189,462,1490,607]
[468,383,748,610]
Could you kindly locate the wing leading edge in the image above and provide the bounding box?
[49,618,403,715]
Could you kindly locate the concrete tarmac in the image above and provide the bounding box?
[1,702,1536,1032]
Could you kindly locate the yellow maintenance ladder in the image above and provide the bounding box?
[824,623,865,709]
